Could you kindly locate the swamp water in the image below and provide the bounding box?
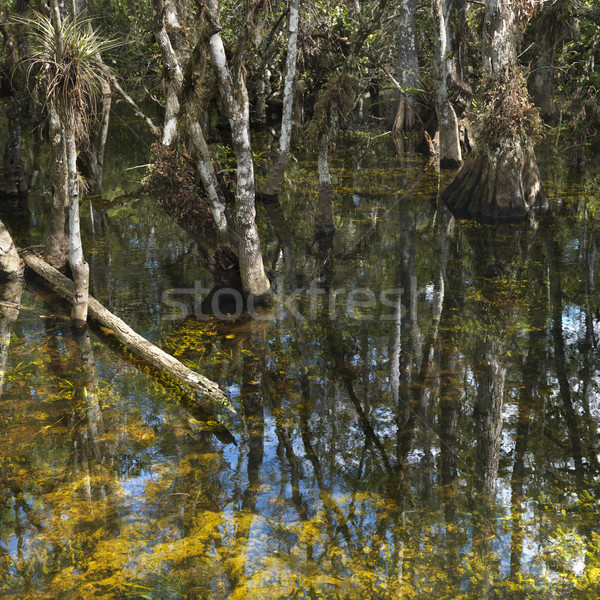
[1,134,600,599]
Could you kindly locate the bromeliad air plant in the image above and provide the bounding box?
[12,9,119,140]
[12,8,119,326]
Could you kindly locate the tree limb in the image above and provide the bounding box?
[109,75,161,139]
[21,250,234,413]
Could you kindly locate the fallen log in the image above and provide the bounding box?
[21,250,234,413]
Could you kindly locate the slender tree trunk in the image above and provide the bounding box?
[66,129,89,326]
[45,107,70,270]
[431,0,462,166]
[261,0,300,198]
[2,102,28,197]
[0,218,23,278]
[393,0,420,132]
[152,0,184,146]
[314,126,335,241]
[529,35,555,122]
[278,0,299,159]
[187,121,230,244]
[85,78,112,194]
[209,30,271,299]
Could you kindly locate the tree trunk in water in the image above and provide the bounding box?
[442,137,547,221]
[393,0,420,132]
[0,218,23,278]
[431,0,462,167]
[315,134,335,241]
[187,121,230,244]
[442,0,548,220]
[0,279,22,394]
[209,31,271,300]
[66,130,90,326]
[45,107,70,270]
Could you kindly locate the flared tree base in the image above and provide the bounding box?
[442,138,548,222]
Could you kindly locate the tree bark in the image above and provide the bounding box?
[187,120,230,244]
[474,347,506,501]
[1,101,28,197]
[45,107,70,270]
[431,0,462,167]
[393,0,420,132]
[209,27,271,300]
[66,129,90,326]
[21,251,233,411]
[0,279,23,394]
[261,0,300,198]
[442,137,547,221]
[527,5,562,123]
[151,0,184,146]
[0,218,23,278]
[83,78,112,194]
[278,0,299,159]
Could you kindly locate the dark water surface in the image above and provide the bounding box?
[1,135,600,599]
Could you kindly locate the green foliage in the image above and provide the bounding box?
[12,11,119,138]
[86,0,153,80]
[554,0,600,168]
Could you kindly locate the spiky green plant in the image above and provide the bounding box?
[13,11,119,139]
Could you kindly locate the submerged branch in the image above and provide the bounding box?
[21,251,234,413]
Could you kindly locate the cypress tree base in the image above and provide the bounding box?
[442,138,548,222]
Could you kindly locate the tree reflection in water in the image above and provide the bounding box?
[1,143,600,598]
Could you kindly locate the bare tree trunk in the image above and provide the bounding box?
[474,347,506,501]
[261,0,300,198]
[84,78,112,194]
[314,123,335,241]
[278,0,299,159]
[187,121,230,244]
[0,279,23,393]
[66,130,90,326]
[431,0,462,167]
[0,218,23,278]
[151,0,184,146]
[209,28,271,299]
[2,102,28,197]
[527,4,564,123]
[45,107,70,270]
[393,0,420,132]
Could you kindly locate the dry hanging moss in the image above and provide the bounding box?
[477,72,543,148]
[306,70,360,143]
[146,144,216,239]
